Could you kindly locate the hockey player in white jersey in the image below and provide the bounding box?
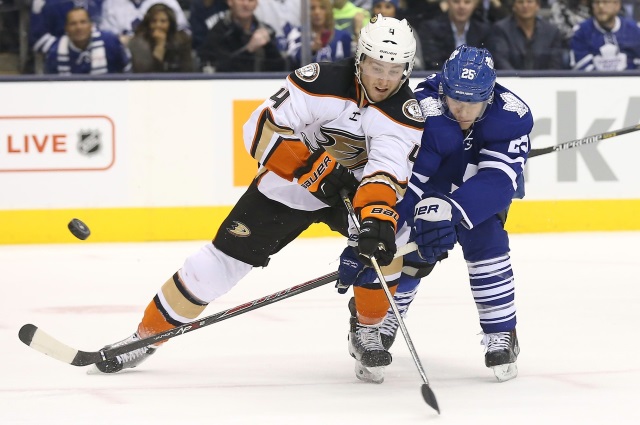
[339,45,533,382]
[89,15,423,383]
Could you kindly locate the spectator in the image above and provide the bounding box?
[100,0,189,46]
[371,0,426,69]
[284,0,352,69]
[128,3,194,72]
[621,0,640,21]
[45,7,131,74]
[255,0,302,52]
[198,0,286,72]
[548,0,591,46]
[418,0,490,70]
[333,0,371,49]
[189,0,229,51]
[571,0,640,70]
[489,0,565,69]
[472,0,511,23]
[30,0,103,55]
[403,0,446,30]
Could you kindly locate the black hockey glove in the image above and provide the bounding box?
[293,149,359,207]
[357,205,398,267]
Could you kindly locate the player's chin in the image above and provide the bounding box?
[371,88,391,102]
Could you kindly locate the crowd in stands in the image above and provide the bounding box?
[0,0,639,74]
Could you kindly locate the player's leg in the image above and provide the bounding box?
[344,218,414,383]
[92,181,321,373]
[458,211,520,382]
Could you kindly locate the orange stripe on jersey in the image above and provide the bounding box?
[263,138,311,181]
[353,181,398,211]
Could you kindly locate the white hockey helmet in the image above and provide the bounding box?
[355,15,417,82]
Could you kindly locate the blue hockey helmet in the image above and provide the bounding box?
[441,45,496,103]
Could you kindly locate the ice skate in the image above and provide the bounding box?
[88,332,158,374]
[482,329,519,382]
[380,312,399,350]
[348,317,392,384]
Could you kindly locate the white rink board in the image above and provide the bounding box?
[0,76,638,211]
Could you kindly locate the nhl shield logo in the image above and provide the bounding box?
[77,129,101,155]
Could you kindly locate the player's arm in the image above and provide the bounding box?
[243,75,358,205]
[450,132,531,229]
[352,104,423,266]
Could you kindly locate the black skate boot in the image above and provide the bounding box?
[380,313,399,350]
[347,298,392,384]
[90,332,158,374]
[482,328,520,382]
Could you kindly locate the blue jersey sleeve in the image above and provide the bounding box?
[449,86,533,227]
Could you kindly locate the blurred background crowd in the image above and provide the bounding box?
[0,0,638,75]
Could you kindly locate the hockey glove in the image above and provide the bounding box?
[293,149,359,207]
[357,205,398,267]
[336,246,377,294]
[412,195,462,264]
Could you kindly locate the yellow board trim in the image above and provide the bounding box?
[1,199,638,244]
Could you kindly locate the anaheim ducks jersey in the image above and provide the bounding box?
[243,58,424,212]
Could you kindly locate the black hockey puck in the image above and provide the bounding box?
[68,218,91,240]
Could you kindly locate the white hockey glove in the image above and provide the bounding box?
[412,195,462,264]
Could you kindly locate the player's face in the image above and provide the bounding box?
[445,96,487,130]
[359,57,406,102]
[150,11,170,33]
[591,0,621,27]
[65,10,92,47]
[448,0,478,24]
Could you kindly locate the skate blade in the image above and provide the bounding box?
[491,362,518,382]
[354,361,384,384]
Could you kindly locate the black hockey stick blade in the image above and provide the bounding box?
[18,271,339,367]
[421,383,440,414]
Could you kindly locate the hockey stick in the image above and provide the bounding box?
[529,123,640,158]
[18,243,418,368]
[341,192,440,414]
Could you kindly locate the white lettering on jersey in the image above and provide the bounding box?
[508,135,530,154]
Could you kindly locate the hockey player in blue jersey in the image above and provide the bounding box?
[338,45,533,382]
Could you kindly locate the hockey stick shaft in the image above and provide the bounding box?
[528,123,640,158]
[19,242,418,367]
[341,192,439,414]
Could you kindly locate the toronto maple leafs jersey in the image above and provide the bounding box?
[407,73,533,229]
[243,58,424,212]
[29,0,104,54]
[100,0,189,37]
[571,17,640,71]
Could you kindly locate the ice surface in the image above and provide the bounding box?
[1,233,639,424]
